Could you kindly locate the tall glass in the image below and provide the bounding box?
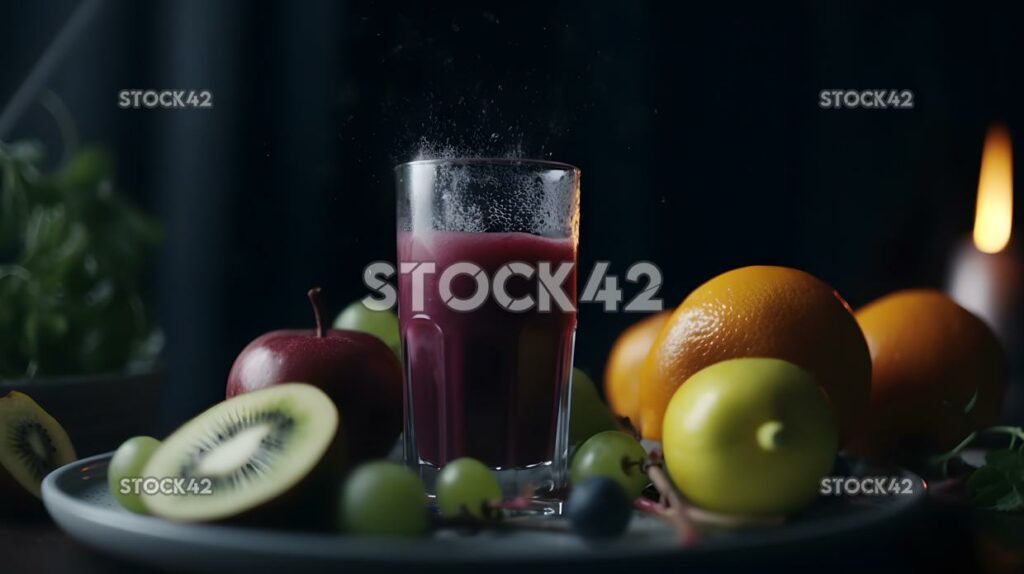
[396,159,580,502]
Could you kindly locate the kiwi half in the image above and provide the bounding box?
[0,391,77,500]
[140,383,342,524]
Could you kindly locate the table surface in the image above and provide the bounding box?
[1,499,1019,574]
[2,517,155,574]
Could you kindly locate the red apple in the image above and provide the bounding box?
[226,288,403,462]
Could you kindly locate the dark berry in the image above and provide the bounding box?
[566,476,632,540]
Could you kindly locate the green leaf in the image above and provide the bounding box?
[986,449,1024,468]
[56,146,114,190]
[967,449,1024,511]
[0,135,161,379]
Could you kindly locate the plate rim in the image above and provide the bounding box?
[41,452,928,567]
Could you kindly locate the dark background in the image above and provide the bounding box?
[1,0,1021,429]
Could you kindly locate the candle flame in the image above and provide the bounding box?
[973,124,1013,254]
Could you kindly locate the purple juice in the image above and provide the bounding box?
[398,230,577,469]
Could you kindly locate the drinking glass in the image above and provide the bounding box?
[396,158,580,504]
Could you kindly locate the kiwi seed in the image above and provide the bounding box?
[11,419,59,479]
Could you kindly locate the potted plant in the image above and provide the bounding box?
[0,137,163,456]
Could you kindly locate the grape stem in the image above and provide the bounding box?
[638,453,698,546]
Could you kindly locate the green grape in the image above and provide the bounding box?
[435,457,502,518]
[570,430,649,500]
[333,299,401,354]
[108,436,161,514]
[340,462,428,537]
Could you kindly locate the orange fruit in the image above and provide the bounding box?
[604,311,671,427]
[850,289,1007,458]
[639,265,871,443]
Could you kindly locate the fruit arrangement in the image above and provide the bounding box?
[609,266,1015,518]
[3,266,1017,544]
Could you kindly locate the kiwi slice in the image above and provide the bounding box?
[0,391,77,499]
[140,383,341,523]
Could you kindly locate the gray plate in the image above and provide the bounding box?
[42,453,926,573]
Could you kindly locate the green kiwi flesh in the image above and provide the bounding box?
[140,383,340,522]
[0,391,77,499]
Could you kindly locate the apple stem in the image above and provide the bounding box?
[308,287,325,338]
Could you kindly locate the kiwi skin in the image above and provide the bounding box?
[0,392,78,520]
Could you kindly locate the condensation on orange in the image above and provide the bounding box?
[850,289,1007,458]
[639,265,871,444]
[604,311,671,427]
